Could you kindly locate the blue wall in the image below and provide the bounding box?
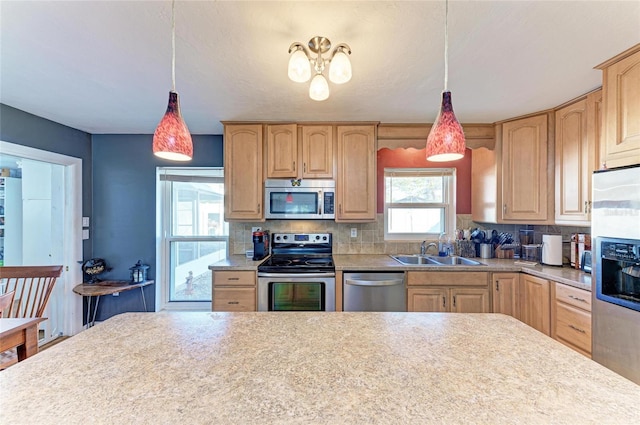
[1,103,224,321]
[88,134,223,320]
[0,104,93,256]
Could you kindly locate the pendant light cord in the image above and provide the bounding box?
[444,0,449,91]
[171,0,176,92]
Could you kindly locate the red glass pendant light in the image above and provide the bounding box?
[152,0,193,161]
[426,91,465,161]
[153,91,193,161]
[426,0,466,162]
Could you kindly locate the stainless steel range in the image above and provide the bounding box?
[257,233,335,311]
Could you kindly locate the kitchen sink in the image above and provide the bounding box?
[390,255,485,266]
[390,255,442,265]
[428,256,485,266]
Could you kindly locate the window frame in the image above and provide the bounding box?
[383,167,456,241]
[156,167,228,311]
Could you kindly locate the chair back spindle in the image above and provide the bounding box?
[0,290,16,317]
[0,266,63,318]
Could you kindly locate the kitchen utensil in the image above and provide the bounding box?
[480,243,494,259]
[519,230,534,258]
[522,244,542,262]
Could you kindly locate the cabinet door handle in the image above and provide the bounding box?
[588,201,592,213]
[503,204,507,214]
[453,296,456,307]
[496,281,500,291]
[584,201,588,213]
[228,301,240,305]
[442,297,446,308]
[568,294,587,303]
[228,278,240,281]
[258,203,261,213]
[304,163,306,173]
[293,161,296,171]
[339,204,342,214]
[569,324,586,334]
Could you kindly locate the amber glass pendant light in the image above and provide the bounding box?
[153,0,193,161]
[426,0,465,162]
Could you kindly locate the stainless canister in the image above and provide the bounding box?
[480,243,494,259]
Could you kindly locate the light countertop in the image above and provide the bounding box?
[1,312,637,424]
[210,254,592,291]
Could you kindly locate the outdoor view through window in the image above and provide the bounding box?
[384,168,456,240]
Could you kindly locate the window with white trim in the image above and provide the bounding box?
[384,168,456,241]
[158,168,228,310]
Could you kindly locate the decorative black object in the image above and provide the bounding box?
[81,258,110,283]
[129,260,150,283]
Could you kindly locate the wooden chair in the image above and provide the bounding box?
[0,265,63,318]
[0,266,62,369]
[0,290,16,317]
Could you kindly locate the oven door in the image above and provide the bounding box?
[257,273,336,311]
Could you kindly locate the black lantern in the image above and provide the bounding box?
[129,260,149,283]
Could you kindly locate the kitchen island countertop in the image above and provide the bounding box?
[1,312,637,424]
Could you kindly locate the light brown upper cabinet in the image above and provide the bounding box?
[472,113,553,224]
[223,123,264,221]
[554,90,602,225]
[501,113,553,222]
[266,124,298,178]
[300,125,334,178]
[266,124,334,179]
[336,125,376,222]
[596,44,640,168]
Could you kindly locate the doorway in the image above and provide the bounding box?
[0,141,83,339]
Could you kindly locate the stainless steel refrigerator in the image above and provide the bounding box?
[591,164,640,384]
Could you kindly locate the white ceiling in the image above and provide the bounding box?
[1,1,639,136]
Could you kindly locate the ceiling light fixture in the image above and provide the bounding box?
[288,36,352,101]
[153,0,193,161]
[426,0,466,162]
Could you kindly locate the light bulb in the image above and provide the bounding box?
[329,50,352,84]
[288,49,311,83]
[309,74,329,101]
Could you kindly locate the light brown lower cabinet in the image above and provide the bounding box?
[212,271,256,312]
[492,273,520,319]
[407,272,490,313]
[551,282,592,357]
[519,274,551,336]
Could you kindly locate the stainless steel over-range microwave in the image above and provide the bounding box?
[264,179,335,219]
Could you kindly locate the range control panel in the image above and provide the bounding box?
[272,233,331,245]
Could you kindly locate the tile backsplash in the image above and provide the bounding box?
[230,215,589,263]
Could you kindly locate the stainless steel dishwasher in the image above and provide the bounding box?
[343,272,406,312]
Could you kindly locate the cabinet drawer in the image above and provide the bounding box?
[213,271,255,287]
[555,283,591,312]
[213,287,256,311]
[407,272,488,286]
[555,302,592,355]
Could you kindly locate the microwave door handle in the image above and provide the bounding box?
[318,190,322,215]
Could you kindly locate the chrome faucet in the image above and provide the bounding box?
[420,241,437,255]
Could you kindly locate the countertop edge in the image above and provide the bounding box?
[209,254,592,292]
